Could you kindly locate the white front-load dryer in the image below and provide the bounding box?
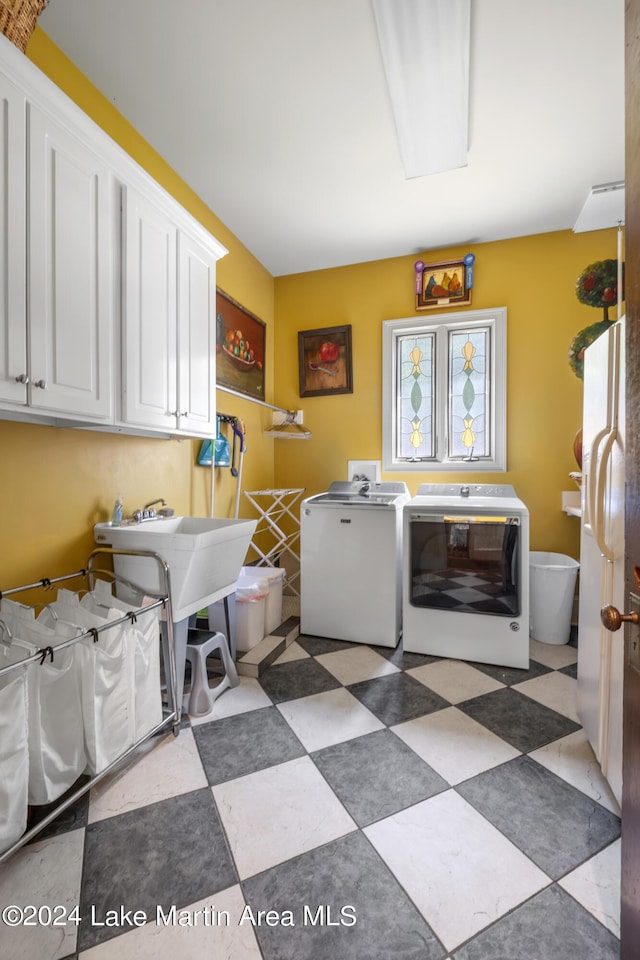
[300,481,409,647]
[403,484,530,668]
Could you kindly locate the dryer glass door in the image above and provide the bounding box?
[409,514,520,616]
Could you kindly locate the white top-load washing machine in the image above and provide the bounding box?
[403,484,530,668]
[301,480,410,647]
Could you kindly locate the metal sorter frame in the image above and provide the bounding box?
[0,547,178,863]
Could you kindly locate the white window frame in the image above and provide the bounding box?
[382,307,507,472]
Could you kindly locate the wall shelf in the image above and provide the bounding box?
[562,490,582,517]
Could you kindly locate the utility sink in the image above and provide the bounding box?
[94,516,257,621]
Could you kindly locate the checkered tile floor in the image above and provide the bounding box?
[0,631,621,959]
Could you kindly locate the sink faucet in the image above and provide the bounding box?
[132,498,167,522]
[143,498,166,513]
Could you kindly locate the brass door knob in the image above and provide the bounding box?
[601,604,640,632]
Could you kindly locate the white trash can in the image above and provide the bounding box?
[241,566,285,634]
[529,552,580,645]
[234,576,269,652]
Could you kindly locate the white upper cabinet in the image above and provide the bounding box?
[121,184,221,437]
[0,34,226,437]
[0,39,113,423]
[121,185,178,432]
[177,229,217,434]
[27,102,113,420]
[0,71,27,405]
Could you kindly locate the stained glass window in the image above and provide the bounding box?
[449,327,490,458]
[397,333,434,459]
[383,308,506,472]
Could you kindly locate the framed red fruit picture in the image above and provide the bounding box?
[215,289,266,401]
[298,324,353,397]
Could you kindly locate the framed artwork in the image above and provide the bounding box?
[215,289,266,400]
[414,255,474,310]
[298,324,353,397]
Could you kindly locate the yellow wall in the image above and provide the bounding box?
[0,31,276,589]
[273,229,621,555]
[0,29,621,590]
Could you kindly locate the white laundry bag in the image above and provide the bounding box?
[0,641,29,855]
[42,590,136,776]
[0,598,86,805]
[83,580,162,740]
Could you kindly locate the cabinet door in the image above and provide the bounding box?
[0,73,27,405]
[121,185,177,431]
[177,230,216,436]
[28,103,113,420]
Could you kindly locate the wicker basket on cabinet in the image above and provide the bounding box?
[0,0,48,52]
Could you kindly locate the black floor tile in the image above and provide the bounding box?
[453,883,619,959]
[242,830,446,960]
[193,706,305,784]
[377,641,443,670]
[78,788,237,950]
[258,657,342,703]
[26,777,90,843]
[560,662,578,679]
[467,658,552,686]
[347,672,450,726]
[271,616,302,638]
[296,634,359,656]
[311,729,448,826]
[457,687,580,752]
[456,755,621,879]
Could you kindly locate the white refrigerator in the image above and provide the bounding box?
[577,315,625,810]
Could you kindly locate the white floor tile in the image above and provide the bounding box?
[407,659,504,703]
[559,839,621,937]
[88,728,208,823]
[315,646,400,685]
[392,706,519,785]
[273,640,310,665]
[189,676,273,725]
[78,884,263,959]
[513,670,579,722]
[276,687,384,752]
[529,729,621,815]
[212,756,356,879]
[364,790,549,952]
[0,828,85,960]
[529,638,578,669]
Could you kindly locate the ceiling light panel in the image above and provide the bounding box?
[372,0,470,179]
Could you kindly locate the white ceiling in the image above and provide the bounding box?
[39,0,624,277]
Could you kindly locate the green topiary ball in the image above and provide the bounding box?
[575,260,623,309]
[568,319,614,379]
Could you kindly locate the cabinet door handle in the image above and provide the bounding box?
[181,412,189,418]
[34,379,47,389]
[15,374,29,384]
